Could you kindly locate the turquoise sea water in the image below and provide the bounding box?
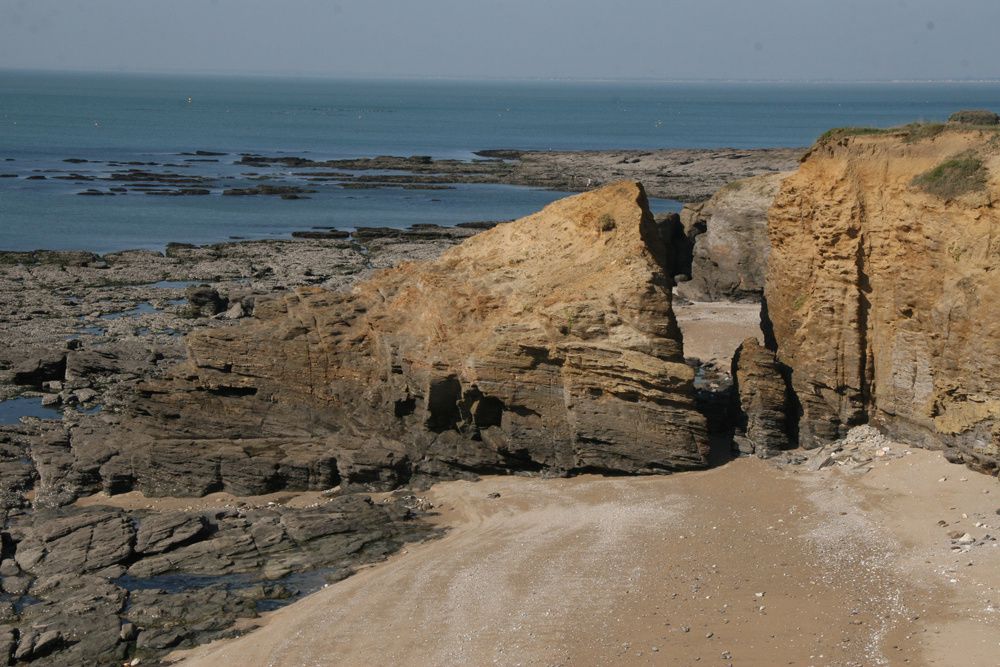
[2,71,1000,252]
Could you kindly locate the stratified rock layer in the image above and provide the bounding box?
[678,172,789,302]
[731,337,792,458]
[100,181,707,494]
[765,129,1000,472]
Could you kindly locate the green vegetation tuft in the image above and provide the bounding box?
[816,121,999,148]
[912,151,989,199]
[948,109,1000,126]
[899,122,946,143]
[816,127,891,144]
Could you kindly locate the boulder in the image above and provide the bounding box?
[0,626,14,665]
[11,351,67,387]
[30,429,95,508]
[185,285,229,316]
[134,513,207,555]
[0,560,18,578]
[65,349,120,379]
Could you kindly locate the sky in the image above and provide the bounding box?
[1,0,998,81]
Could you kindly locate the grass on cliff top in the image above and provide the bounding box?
[912,151,989,199]
[816,126,893,143]
[817,122,999,147]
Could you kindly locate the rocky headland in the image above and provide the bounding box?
[0,231,480,665]
[77,182,710,501]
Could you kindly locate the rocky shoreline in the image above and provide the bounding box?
[2,122,999,666]
[4,147,801,204]
[0,230,478,666]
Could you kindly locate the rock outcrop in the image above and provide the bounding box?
[765,127,1000,473]
[90,182,707,496]
[678,172,789,302]
[0,495,431,665]
[731,338,792,458]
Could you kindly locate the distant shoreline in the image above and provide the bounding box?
[4,67,1000,85]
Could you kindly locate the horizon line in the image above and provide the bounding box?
[2,66,1000,85]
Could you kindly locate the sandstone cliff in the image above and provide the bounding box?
[90,182,708,495]
[678,172,789,302]
[765,128,1000,472]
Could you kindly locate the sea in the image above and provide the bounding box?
[3,70,1000,253]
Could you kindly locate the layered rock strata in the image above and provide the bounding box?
[95,182,708,496]
[765,128,1000,472]
[731,337,793,458]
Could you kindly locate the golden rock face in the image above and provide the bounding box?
[765,128,1000,471]
[111,181,708,496]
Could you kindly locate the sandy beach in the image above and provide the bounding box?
[168,445,999,667]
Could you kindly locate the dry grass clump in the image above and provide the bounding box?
[912,151,988,199]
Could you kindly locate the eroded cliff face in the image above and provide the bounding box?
[765,129,1000,472]
[93,182,707,495]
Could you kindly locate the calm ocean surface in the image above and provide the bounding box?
[3,71,1000,252]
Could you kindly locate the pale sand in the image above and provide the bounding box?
[169,449,999,667]
[674,299,763,367]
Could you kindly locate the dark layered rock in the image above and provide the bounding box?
[0,626,14,664]
[64,349,121,381]
[185,285,229,317]
[11,353,66,388]
[731,338,793,458]
[16,575,128,665]
[12,510,134,577]
[29,429,96,508]
[221,185,316,197]
[0,495,433,665]
[128,586,259,655]
[291,230,351,240]
[134,513,207,555]
[653,212,695,281]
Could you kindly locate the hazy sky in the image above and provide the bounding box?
[1,0,997,81]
